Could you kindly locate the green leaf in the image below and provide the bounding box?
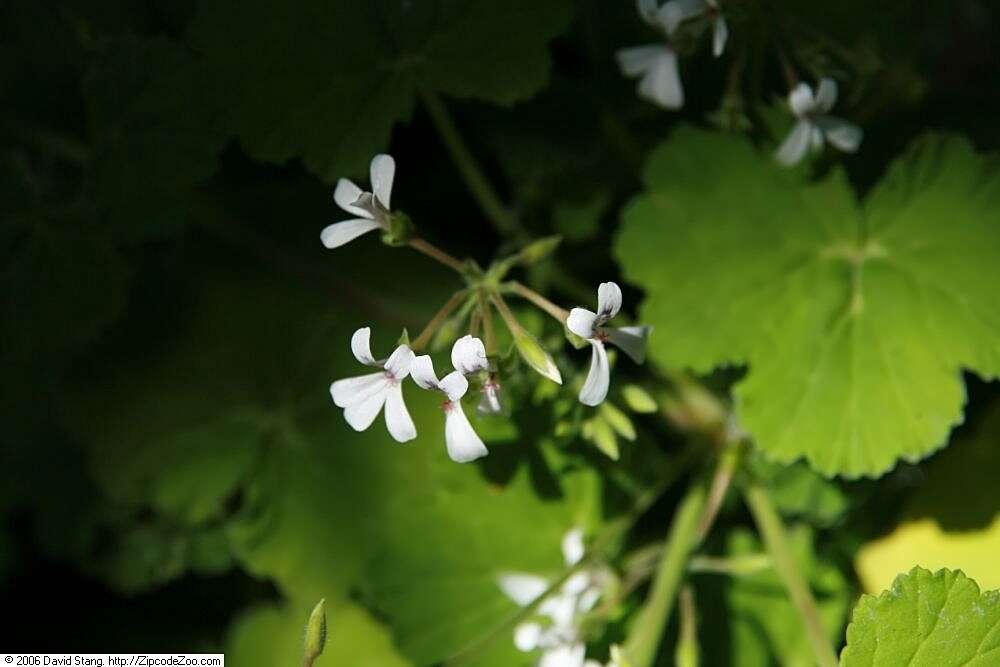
[841,567,1000,666]
[189,0,572,179]
[751,457,850,527]
[226,601,411,667]
[616,128,1000,477]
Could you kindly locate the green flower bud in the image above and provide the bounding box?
[515,333,562,385]
[599,402,636,441]
[621,384,657,413]
[303,598,327,666]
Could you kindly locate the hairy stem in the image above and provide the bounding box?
[408,237,467,273]
[743,482,838,667]
[411,290,469,351]
[505,280,570,323]
[419,89,521,238]
[622,477,708,667]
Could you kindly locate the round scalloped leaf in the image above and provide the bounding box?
[189,0,571,179]
[841,567,1000,666]
[616,127,1000,478]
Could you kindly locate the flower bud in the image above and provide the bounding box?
[303,598,327,665]
[515,333,562,385]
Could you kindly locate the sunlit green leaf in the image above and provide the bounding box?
[617,128,1000,477]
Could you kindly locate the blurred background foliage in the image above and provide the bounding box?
[2,0,999,665]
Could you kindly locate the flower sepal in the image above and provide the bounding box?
[380,210,415,246]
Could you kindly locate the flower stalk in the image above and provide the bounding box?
[621,476,708,667]
[743,481,838,667]
[408,237,467,273]
[505,280,570,323]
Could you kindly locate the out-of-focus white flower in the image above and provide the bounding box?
[661,0,728,57]
[411,335,489,462]
[330,327,416,442]
[321,154,396,248]
[583,645,629,667]
[497,529,607,667]
[617,0,728,108]
[567,282,651,407]
[776,78,863,166]
[617,0,684,109]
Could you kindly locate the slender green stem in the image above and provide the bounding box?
[675,586,700,667]
[489,292,523,336]
[688,553,772,576]
[505,280,570,323]
[743,482,838,667]
[478,289,497,355]
[419,89,520,237]
[408,237,467,273]
[622,477,708,667]
[697,440,744,542]
[410,290,469,351]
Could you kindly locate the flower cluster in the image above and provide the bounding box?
[498,529,612,667]
[324,156,652,463]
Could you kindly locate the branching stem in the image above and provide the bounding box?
[505,280,570,323]
[408,237,467,273]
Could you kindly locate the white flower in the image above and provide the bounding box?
[616,1,684,109]
[776,78,863,166]
[661,0,728,57]
[497,529,606,667]
[329,327,416,442]
[320,154,396,249]
[411,335,489,463]
[567,282,651,407]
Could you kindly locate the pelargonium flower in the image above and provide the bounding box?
[616,0,684,109]
[320,154,396,249]
[411,335,489,463]
[567,282,651,407]
[662,0,728,57]
[776,78,863,166]
[498,529,606,667]
[329,327,416,442]
[478,375,504,415]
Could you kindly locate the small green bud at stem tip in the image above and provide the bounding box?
[303,598,327,667]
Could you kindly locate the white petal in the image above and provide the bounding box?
[514,622,544,652]
[584,661,604,667]
[814,77,838,113]
[439,370,469,402]
[638,50,684,109]
[343,384,387,431]
[820,116,863,153]
[444,404,488,463]
[320,218,381,249]
[658,0,707,35]
[384,383,416,442]
[788,82,815,117]
[498,573,550,606]
[539,644,586,667]
[775,120,813,167]
[333,179,371,218]
[567,308,599,339]
[383,345,414,379]
[579,341,610,407]
[330,372,385,408]
[410,355,441,391]
[539,593,578,629]
[616,45,662,77]
[562,572,591,596]
[636,0,660,24]
[605,326,651,364]
[369,154,396,210]
[451,335,489,375]
[351,327,378,366]
[562,528,585,566]
[597,282,622,320]
[578,587,602,614]
[477,382,503,415]
[713,15,729,57]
